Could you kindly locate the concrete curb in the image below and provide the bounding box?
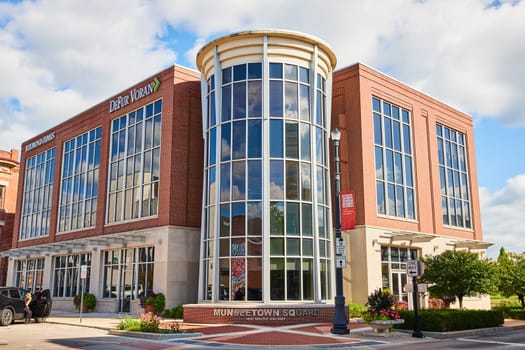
[396,325,514,339]
[108,329,203,340]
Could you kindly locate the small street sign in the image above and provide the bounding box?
[80,264,87,279]
[336,256,346,268]
[406,260,424,277]
[336,238,346,255]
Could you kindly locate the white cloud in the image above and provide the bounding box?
[1,0,525,257]
[0,0,176,148]
[2,0,525,151]
[480,174,525,258]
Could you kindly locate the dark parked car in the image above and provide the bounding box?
[0,287,52,326]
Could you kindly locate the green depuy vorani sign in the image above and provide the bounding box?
[109,77,160,113]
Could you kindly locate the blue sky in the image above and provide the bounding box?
[0,0,524,258]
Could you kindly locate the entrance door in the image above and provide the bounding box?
[117,250,133,313]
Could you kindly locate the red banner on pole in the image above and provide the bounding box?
[341,191,356,230]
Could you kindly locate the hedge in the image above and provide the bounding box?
[394,309,504,332]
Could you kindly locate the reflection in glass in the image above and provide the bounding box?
[247,161,262,200]
[270,119,283,157]
[270,160,284,199]
[270,201,284,235]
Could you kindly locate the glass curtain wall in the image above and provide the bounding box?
[436,124,472,229]
[373,97,416,220]
[58,127,101,232]
[201,51,332,302]
[20,148,56,239]
[106,100,162,223]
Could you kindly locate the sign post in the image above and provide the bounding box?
[406,260,424,338]
[79,265,87,323]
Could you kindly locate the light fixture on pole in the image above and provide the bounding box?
[331,128,349,334]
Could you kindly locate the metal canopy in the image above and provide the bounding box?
[1,233,146,258]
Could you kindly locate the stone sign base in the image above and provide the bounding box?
[183,303,346,326]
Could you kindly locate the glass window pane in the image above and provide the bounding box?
[209,128,216,165]
[233,64,246,81]
[231,202,245,236]
[286,161,299,200]
[270,239,284,256]
[248,237,262,255]
[232,121,246,159]
[220,204,230,237]
[302,204,312,236]
[222,85,231,122]
[220,163,230,202]
[247,120,261,158]
[376,182,385,214]
[403,124,411,154]
[270,119,283,158]
[247,258,262,300]
[301,163,311,201]
[285,82,298,119]
[270,258,284,300]
[270,201,284,235]
[233,82,246,119]
[247,160,262,200]
[269,63,282,79]
[299,67,309,83]
[284,64,297,80]
[270,81,283,117]
[374,113,382,145]
[231,161,245,200]
[384,118,392,148]
[286,202,299,236]
[373,97,381,112]
[287,239,300,257]
[375,146,384,180]
[247,201,262,236]
[248,63,262,79]
[300,123,311,161]
[285,122,299,159]
[300,85,310,121]
[222,66,232,84]
[209,91,216,127]
[221,123,231,161]
[270,160,284,199]
[248,81,262,117]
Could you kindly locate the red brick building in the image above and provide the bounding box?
[5,65,204,312]
[0,149,20,285]
[2,30,490,319]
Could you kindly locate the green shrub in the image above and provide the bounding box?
[162,305,184,319]
[395,309,504,332]
[83,293,96,311]
[506,309,525,320]
[117,316,142,331]
[348,303,367,318]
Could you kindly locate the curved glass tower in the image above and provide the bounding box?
[196,30,337,303]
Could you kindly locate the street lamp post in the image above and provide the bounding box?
[331,128,349,335]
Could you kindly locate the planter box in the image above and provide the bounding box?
[369,319,405,334]
[358,319,405,335]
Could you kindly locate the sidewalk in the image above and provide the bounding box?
[45,311,525,347]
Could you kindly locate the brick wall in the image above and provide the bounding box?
[183,304,348,325]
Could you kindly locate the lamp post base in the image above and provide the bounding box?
[331,295,349,334]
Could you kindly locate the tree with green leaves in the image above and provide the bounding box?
[496,247,525,309]
[420,250,497,308]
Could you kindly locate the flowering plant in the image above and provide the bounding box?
[363,288,400,322]
[140,312,161,333]
[139,290,165,314]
